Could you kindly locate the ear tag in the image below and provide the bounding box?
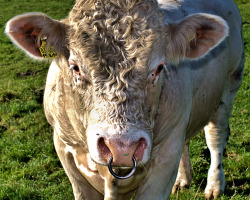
[187,33,196,42]
[39,38,59,58]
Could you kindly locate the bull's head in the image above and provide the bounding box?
[5,0,228,179]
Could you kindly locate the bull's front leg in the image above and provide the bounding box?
[134,129,186,200]
[171,139,193,194]
[53,131,103,200]
[204,101,231,199]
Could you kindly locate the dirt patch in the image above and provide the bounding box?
[17,70,42,77]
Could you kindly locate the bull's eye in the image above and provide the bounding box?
[69,60,84,86]
[70,65,79,72]
[68,59,91,86]
[156,64,164,74]
[69,60,80,72]
[149,63,166,87]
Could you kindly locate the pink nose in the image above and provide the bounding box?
[98,137,147,166]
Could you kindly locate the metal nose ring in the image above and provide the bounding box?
[108,156,137,179]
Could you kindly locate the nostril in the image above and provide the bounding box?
[134,138,147,162]
[98,137,112,161]
[97,137,148,166]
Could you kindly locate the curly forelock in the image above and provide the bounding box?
[68,0,164,127]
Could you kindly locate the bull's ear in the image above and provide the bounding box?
[166,13,229,62]
[5,12,68,60]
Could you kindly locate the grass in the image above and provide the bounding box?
[0,0,249,199]
[0,0,75,199]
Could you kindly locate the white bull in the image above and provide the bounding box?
[5,0,244,199]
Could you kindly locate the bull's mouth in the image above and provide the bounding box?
[108,156,137,179]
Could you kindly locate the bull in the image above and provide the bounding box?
[5,0,244,199]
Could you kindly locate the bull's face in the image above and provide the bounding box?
[5,0,228,178]
[67,48,166,168]
[66,3,165,166]
[64,1,166,168]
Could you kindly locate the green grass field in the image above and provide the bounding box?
[0,0,249,199]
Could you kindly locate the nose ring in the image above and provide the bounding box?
[108,156,137,179]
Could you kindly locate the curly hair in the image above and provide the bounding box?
[68,0,164,128]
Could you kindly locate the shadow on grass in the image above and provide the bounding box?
[224,177,250,196]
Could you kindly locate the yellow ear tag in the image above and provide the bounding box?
[187,33,196,43]
[39,38,59,58]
